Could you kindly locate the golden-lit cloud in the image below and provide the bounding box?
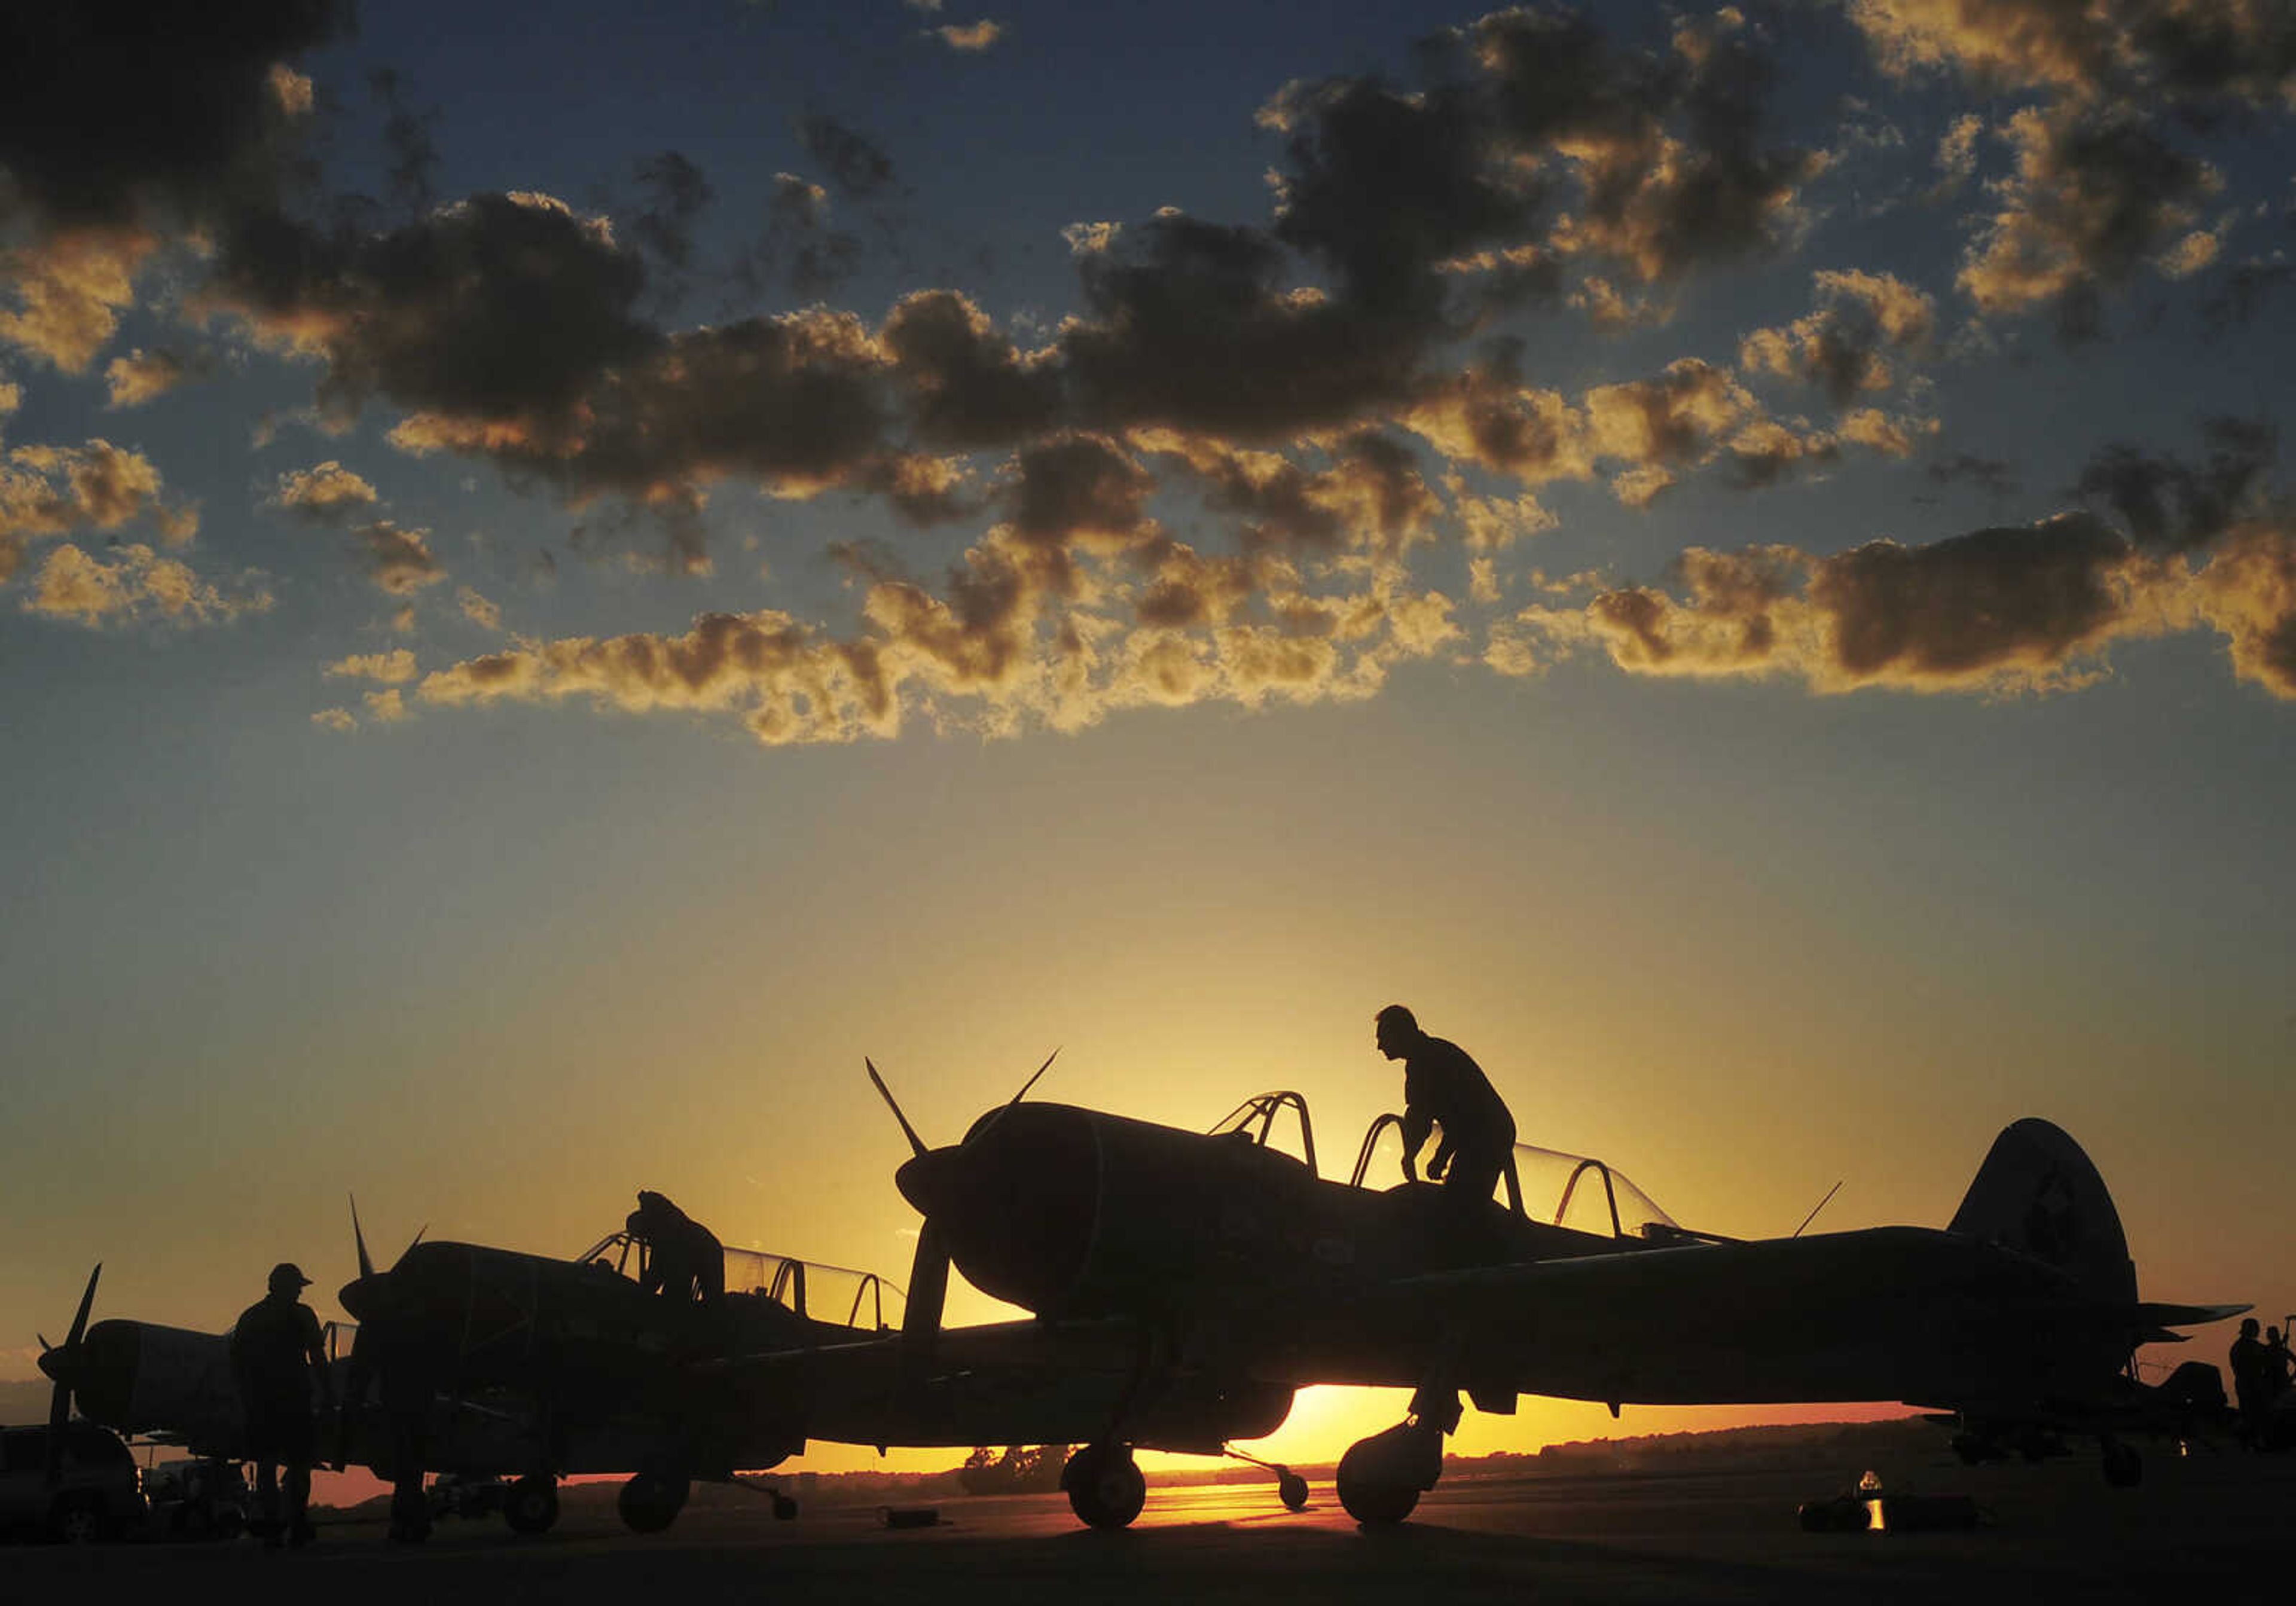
[104,347,199,408]
[325,649,417,683]
[932,20,1003,51]
[1,438,198,584]
[1739,270,1937,404]
[459,587,503,630]
[1504,514,2296,700]
[0,232,157,373]
[23,542,270,628]
[1850,0,2296,106]
[269,461,380,520]
[1958,103,2220,322]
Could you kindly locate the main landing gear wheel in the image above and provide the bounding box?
[504,1474,560,1534]
[618,1471,690,1534]
[1062,1444,1147,1529]
[1277,1471,1310,1513]
[2100,1437,2143,1488]
[1336,1421,1442,1526]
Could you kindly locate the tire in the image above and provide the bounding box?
[48,1498,104,1545]
[503,1476,559,1535]
[1278,1472,1310,1512]
[1335,1474,1419,1525]
[1062,1445,1146,1529]
[618,1472,688,1535]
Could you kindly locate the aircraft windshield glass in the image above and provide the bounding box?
[1207,1091,1317,1175]
[1346,1117,1678,1239]
[575,1233,903,1330]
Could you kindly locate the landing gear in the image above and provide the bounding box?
[2100,1436,2143,1488]
[1278,1471,1310,1512]
[1336,1419,1443,1526]
[618,1470,691,1534]
[503,1473,560,1535]
[1061,1443,1147,1529]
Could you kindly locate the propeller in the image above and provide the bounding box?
[35,1265,101,1488]
[333,1204,428,1470]
[865,1051,1057,1383]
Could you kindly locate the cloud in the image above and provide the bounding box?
[312,707,358,732]
[23,541,270,627]
[1849,0,2296,107]
[269,461,380,520]
[1957,103,2221,324]
[932,20,1003,51]
[627,151,715,271]
[325,649,417,683]
[0,232,157,372]
[353,520,446,594]
[1739,269,1937,404]
[1,438,198,582]
[1504,428,2296,698]
[104,347,203,408]
[459,587,503,630]
[797,115,897,200]
[0,1,351,239]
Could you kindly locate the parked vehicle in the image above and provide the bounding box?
[0,1423,146,1543]
[143,1456,249,1540]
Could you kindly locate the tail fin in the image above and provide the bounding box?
[1948,1118,2135,1304]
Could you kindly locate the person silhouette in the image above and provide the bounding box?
[628,1190,725,1314]
[230,1262,332,1548]
[1375,1005,1517,1206]
[2230,1317,2269,1449]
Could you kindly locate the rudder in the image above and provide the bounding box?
[1947,1118,2135,1303]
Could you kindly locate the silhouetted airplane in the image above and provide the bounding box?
[862,1065,2247,1525]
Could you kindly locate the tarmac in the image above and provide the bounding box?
[8,1451,2290,1604]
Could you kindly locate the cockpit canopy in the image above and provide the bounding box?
[1210,1089,1684,1242]
[576,1232,904,1332]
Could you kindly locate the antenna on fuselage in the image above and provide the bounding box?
[1792,1180,1845,1239]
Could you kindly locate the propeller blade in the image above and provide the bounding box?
[393,1226,427,1269]
[45,1264,98,1488]
[865,1058,930,1161]
[65,1263,99,1352]
[1003,1048,1060,1113]
[899,1222,951,1390]
[352,1194,375,1280]
[965,1048,1061,1146]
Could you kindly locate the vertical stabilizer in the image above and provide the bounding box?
[1947,1118,2136,1303]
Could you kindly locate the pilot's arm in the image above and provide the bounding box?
[1400,1107,1433,1183]
[1428,1129,1456,1182]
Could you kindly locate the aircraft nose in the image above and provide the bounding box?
[338,1271,389,1323]
[895,1146,973,1222]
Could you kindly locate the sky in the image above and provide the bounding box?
[3,0,2292,1477]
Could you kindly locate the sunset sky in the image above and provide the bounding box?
[4,0,2291,1477]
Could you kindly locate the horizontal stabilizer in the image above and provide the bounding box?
[2133,1300,2249,1329]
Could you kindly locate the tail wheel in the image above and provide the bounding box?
[1062,1445,1147,1529]
[1277,1471,1310,1512]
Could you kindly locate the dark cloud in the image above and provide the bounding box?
[1815,514,2130,680]
[1065,213,1426,439]
[211,191,658,437]
[798,114,897,200]
[352,518,446,594]
[628,151,715,271]
[0,0,349,237]
[1927,451,2020,499]
[881,289,1061,450]
[2074,415,2277,551]
[1739,270,1937,405]
[369,68,443,218]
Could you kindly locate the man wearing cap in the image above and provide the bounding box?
[1375,1004,1518,1207]
[231,1262,332,1547]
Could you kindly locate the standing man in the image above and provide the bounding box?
[1375,1004,1517,1206]
[628,1190,726,1316]
[2230,1317,2269,1449]
[231,1262,332,1548]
